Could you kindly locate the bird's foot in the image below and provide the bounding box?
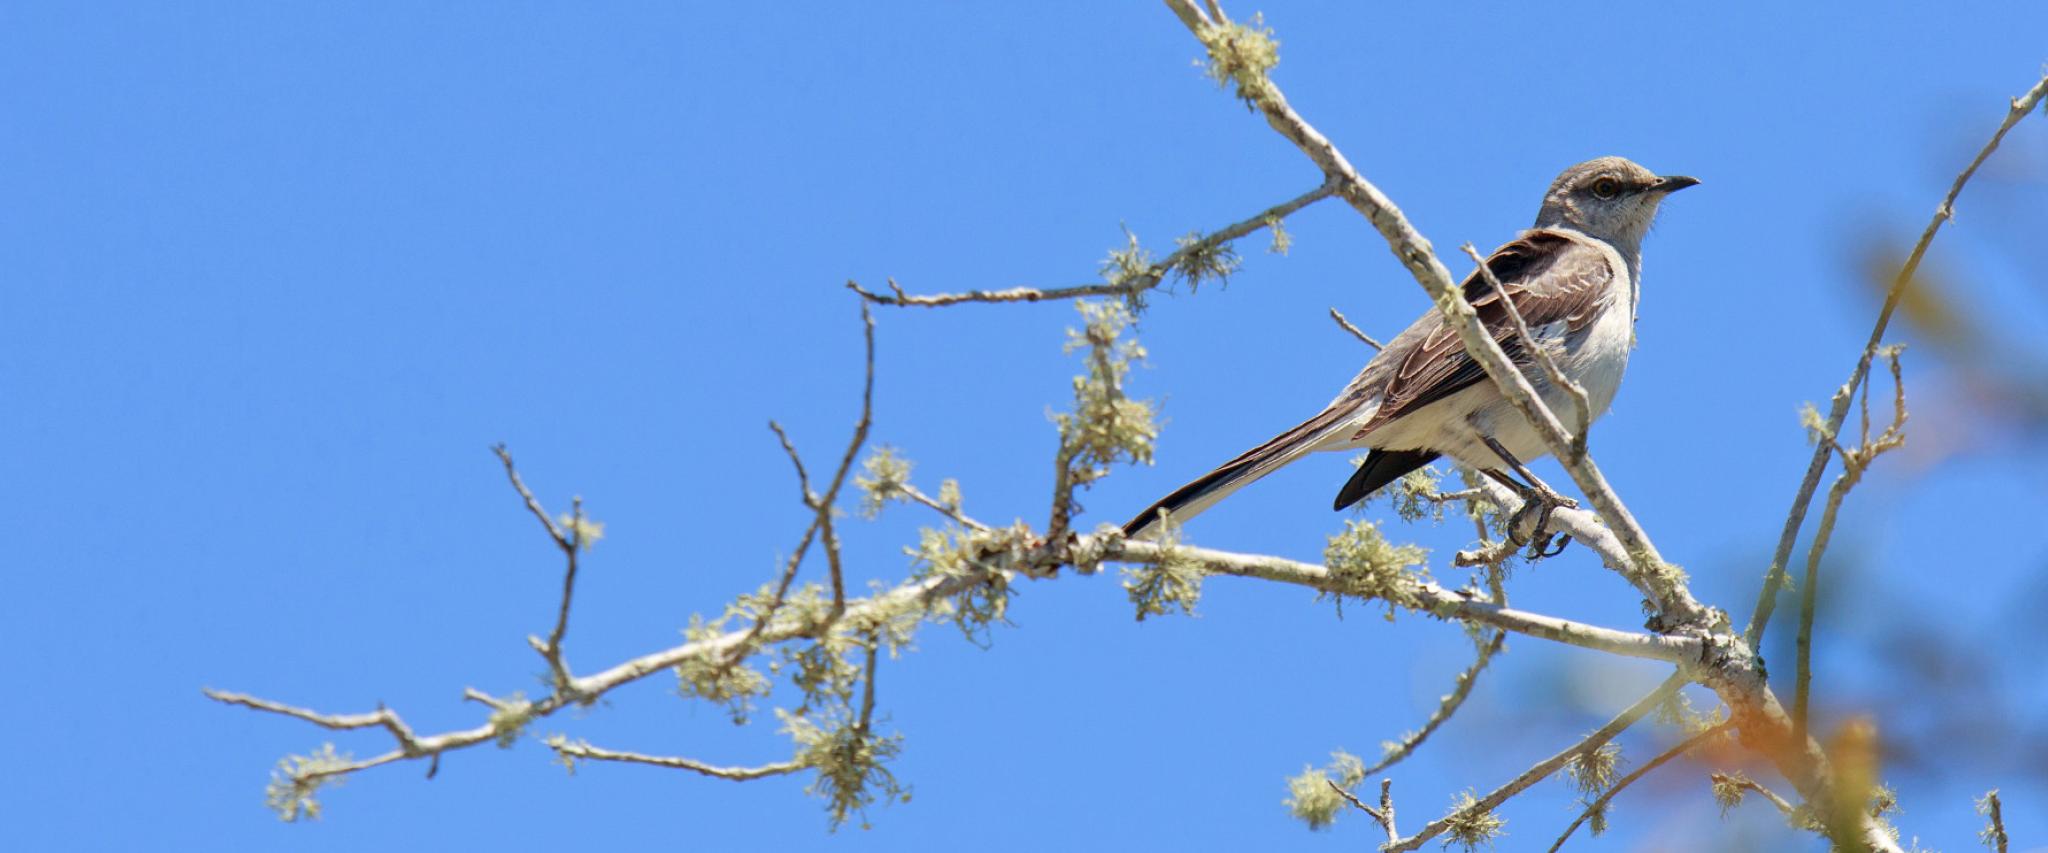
[1506,484,1577,560]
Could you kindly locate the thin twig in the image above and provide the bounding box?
[898,482,989,531]
[1748,70,2048,647]
[1330,778,1399,844]
[547,739,806,781]
[491,445,581,691]
[1544,722,1731,852]
[203,689,425,754]
[1327,306,1384,350]
[818,301,878,617]
[1793,349,1908,743]
[492,443,571,549]
[1981,790,2009,853]
[848,182,1334,307]
[1711,772,1797,815]
[209,555,1010,789]
[720,301,879,680]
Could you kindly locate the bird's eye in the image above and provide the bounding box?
[1591,177,1621,199]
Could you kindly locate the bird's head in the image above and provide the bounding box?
[1534,156,1698,247]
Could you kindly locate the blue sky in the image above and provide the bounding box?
[5,2,2046,850]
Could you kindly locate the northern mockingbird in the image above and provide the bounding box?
[1123,156,1697,541]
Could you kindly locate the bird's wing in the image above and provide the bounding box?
[1350,229,1616,438]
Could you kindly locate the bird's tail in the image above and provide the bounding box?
[1121,406,1354,540]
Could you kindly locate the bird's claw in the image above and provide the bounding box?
[1505,487,1576,561]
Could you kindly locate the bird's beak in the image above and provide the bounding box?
[1652,175,1701,193]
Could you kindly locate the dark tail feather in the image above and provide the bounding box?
[1332,449,1440,512]
[1120,457,1256,538]
[1121,406,1353,539]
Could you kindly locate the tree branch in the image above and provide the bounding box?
[1327,306,1384,350]
[847,182,1334,308]
[1110,539,1698,663]
[492,444,583,692]
[546,739,807,781]
[1747,70,2048,646]
[1712,771,1797,816]
[1331,778,1399,845]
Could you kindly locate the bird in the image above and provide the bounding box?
[1121,156,1697,541]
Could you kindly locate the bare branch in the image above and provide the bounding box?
[208,556,1007,790]
[1545,722,1732,852]
[1330,778,1399,844]
[546,739,806,782]
[203,689,426,755]
[1327,306,1384,350]
[847,182,1333,308]
[897,482,989,531]
[492,443,571,550]
[491,445,583,691]
[1711,772,1797,816]
[719,301,879,680]
[1748,69,2048,646]
[816,301,879,616]
[1980,789,2009,853]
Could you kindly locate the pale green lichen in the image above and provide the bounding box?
[1056,301,1159,496]
[1584,796,1611,836]
[1172,231,1241,292]
[1977,789,2007,851]
[556,511,604,547]
[1653,689,1723,736]
[1100,227,1159,309]
[855,446,914,517]
[488,692,534,748]
[780,634,863,715]
[1711,771,1751,815]
[1122,528,1205,621]
[1322,519,1430,620]
[264,743,350,822]
[1443,790,1506,851]
[1283,750,1365,830]
[675,613,774,724]
[781,707,910,832]
[843,583,927,656]
[907,524,1018,645]
[1386,465,1445,523]
[1265,214,1291,255]
[1566,743,1623,797]
[1200,13,1280,109]
[1799,401,1834,446]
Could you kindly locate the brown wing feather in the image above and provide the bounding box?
[1351,230,1613,438]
